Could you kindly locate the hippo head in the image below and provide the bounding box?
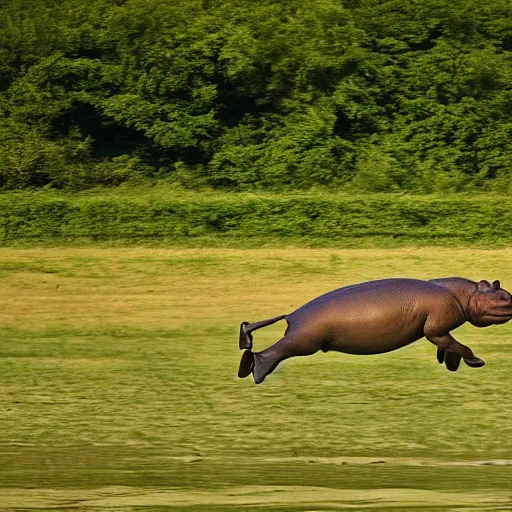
[468,280,512,327]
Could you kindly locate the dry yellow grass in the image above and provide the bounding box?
[2,247,512,331]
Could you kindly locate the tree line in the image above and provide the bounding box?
[1,0,512,191]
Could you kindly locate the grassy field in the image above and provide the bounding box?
[3,189,512,248]
[1,247,512,511]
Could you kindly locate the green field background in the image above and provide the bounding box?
[1,247,512,511]
[2,190,512,247]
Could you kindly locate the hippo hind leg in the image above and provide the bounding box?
[252,351,282,384]
[251,333,323,384]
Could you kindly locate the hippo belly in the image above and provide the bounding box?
[287,281,430,355]
[324,303,427,354]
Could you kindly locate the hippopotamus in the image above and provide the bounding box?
[237,277,512,384]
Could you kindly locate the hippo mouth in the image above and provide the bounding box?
[482,311,512,324]
[490,306,512,316]
[470,307,512,326]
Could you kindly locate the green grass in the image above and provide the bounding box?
[1,247,512,511]
[3,188,512,248]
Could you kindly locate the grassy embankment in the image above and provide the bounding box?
[1,247,512,511]
[1,188,512,247]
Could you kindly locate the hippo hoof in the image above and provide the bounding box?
[464,357,486,368]
[239,322,253,350]
[238,350,255,378]
[445,352,461,372]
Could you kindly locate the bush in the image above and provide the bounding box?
[1,191,511,246]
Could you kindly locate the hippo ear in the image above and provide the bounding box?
[492,280,501,290]
[477,280,492,292]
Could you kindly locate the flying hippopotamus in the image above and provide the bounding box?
[237,277,512,384]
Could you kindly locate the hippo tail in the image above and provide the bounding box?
[238,314,288,350]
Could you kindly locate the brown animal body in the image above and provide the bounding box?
[238,277,512,384]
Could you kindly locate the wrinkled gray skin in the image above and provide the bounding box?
[237,277,512,384]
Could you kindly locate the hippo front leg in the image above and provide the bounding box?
[425,333,485,372]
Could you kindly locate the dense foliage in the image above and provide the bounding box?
[2,191,511,245]
[2,0,512,191]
